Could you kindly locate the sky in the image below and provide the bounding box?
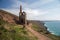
[0,0,60,21]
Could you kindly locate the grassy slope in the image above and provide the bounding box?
[0,19,37,40]
[32,23,60,40]
[1,10,60,40]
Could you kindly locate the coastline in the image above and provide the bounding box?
[31,21,60,40]
[44,22,60,36]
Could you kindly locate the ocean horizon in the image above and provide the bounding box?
[44,21,60,36]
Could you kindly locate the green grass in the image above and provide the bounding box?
[32,24,60,40]
[0,19,38,40]
[32,24,46,33]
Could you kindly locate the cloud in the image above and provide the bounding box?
[2,0,60,20]
[24,8,48,20]
[2,9,19,16]
[37,7,60,20]
[40,14,60,20]
[28,0,55,8]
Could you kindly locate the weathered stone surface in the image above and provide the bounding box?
[19,5,27,26]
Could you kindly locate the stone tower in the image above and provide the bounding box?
[19,5,26,25]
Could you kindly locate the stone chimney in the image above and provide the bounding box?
[19,5,27,27]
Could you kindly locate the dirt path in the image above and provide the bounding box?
[26,23,52,40]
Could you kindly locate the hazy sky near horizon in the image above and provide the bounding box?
[0,0,60,20]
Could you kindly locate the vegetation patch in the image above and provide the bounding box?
[0,19,38,40]
[32,24,60,40]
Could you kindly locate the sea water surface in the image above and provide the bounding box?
[44,21,60,36]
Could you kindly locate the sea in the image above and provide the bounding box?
[44,21,60,36]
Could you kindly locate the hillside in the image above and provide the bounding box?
[0,9,60,40]
[0,9,47,30]
[0,10,38,40]
[0,9,51,40]
[0,10,19,24]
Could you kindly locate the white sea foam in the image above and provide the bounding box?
[44,24,47,26]
[47,28,49,30]
[47,28,55,35]
[45,21,60,36]
[51,32,55,34]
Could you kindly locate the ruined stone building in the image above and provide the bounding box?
[19,5,27,25]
